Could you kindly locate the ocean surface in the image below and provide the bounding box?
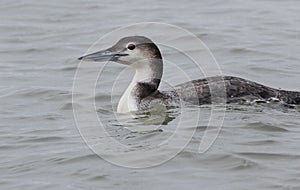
[1,0,300,189]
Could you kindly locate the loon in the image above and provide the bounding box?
[79,36,300,113]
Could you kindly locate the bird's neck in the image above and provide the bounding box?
[117,59,163,113]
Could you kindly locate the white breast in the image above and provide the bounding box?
[117,81,139,113]
[116,59,163,113]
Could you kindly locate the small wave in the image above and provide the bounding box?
[246,122,289,132]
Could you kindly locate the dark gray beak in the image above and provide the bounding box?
[78,48,128,62]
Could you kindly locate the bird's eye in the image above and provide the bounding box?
[127,43,136,50]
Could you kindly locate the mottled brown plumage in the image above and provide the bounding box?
[175,76,300,105]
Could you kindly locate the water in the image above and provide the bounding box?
[1,0,300,189]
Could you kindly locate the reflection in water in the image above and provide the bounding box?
[131,105,179,126]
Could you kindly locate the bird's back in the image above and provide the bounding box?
[175,76,300,105]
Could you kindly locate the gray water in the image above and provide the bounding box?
[1,0,300,189]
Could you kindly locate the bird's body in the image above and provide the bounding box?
[79,36,300,113]
[175,76,300,105]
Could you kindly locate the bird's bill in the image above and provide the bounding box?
[78,48,128,62]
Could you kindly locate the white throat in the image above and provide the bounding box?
[117,60,162,113]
